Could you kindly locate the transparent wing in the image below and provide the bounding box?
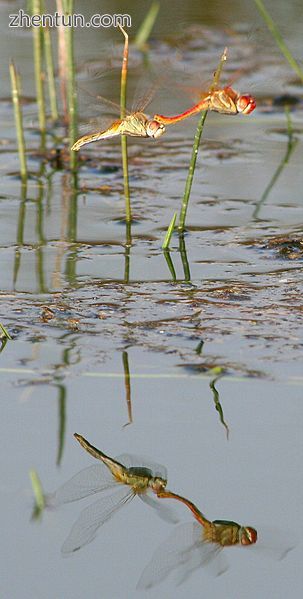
[137,522,201,589]
[139,493,178,524]
[249,525,297,561]
[175,526,224,585]
[62,486,134,555]
[77,115,120,138]
[137,522,222,589]
[116,454,167,480]
[46,464,116,508]
[132,82,158,113]
[131,64,171,113]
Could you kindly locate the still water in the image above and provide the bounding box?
[0,0,303,597]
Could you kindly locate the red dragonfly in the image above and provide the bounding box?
[153,85,256,125]
[71,79,166,151]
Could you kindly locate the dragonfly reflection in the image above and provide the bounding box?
[48,433,177,554]
[138,490,257,588]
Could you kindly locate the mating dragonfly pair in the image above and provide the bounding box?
[49,433,257,588]
[71,84,256,151]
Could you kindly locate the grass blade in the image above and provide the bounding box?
[30,469,45,511]
[9,62,27,180]
[162,212,177,250]
[64,0,78,170]
[43,24,59,120]
[119,25,131,224]
[0,322,12,340]
[178,110,207,232]
[178,48,227,232]
[31,0,46,131]
[135,1,160,50]
[254,0,303,83]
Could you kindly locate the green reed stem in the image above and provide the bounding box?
[9,62,27,180]
[178,111,207,232]
[254,0,303,83]
[0,322,12,340]
[162,212,177,250]
[119,25,131,223]
[178,48,227,232]
[43,25,59,120]
[29,469,45,511]
[135,1,160,50]
[64,0,78,170]
[31,0,46,131]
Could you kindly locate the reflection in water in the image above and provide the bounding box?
[65,173,79,286]
[56,384,66,466]
[138,490,257,589]
[35,179,46,293]
[49,434,177,554]
[122,351,133,427]
[163,234,192,283]
[0,322,12,353]
[14,182,27,288]
[163,248,177,281]
[209,371,229,439]
[253,106,298,220]
[30,469,46,521]
[179,234,191,283]
[13,171,80,291]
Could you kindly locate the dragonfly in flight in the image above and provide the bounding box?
[48,433,177,554]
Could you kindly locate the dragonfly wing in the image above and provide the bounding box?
[62,486,134,555]
[137,522,224,589]
[137,522,203,589]
[116,454,167,480]
[46,464,116,507]
[250,525,297,561]
[131,65,172,113]
[176,523,224,585]
[138,493,178,524]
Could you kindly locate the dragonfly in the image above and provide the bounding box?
[48,433,177,554]
[153,85,256,126]
[138,489,257,589]
[71,84,166,152]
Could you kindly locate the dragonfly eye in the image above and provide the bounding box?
[241,526,258,545]
[236,95,256,115]
[147,120,166,139]
[151,476,167,492]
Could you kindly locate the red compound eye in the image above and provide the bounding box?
[237,94,256,114]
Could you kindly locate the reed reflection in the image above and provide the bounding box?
[49,433,177,554]
[138,490,257,589]
[122,351,133,427]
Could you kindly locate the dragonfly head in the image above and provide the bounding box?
[240,526,258,545]
[146,119,166,139]
[150,476,167,493]
[236,94,256,115]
